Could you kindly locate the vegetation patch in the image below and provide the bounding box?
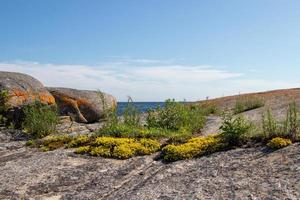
[79,137,161,159]
[262,102,299,141]
[22,101,59,138]
[146,99,206,133]
[36,134,161,159]
[220,112,252,146]
[23,96,300,161]
[162,135,225,162]
[40,134,72,151]
[234,96,264,114]
[267,137,292,149]
[0,90,9,125]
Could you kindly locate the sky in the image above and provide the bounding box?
[1,0,300,101]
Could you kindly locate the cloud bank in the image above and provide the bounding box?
[1,60,299,101]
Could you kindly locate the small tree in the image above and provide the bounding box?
[220,111,251,146]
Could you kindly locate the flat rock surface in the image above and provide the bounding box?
[0,128,299,200]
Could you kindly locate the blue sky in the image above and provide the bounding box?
[1,0,300,101]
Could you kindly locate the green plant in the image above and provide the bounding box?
[22,101,59,138]
[25,139,36,147]
[267,137,292,149]
[220,111,251,146]
[123,96,140,127]
[0,90,9,124]
[283,102,299,140]
[146,99,206,133]
[261,103,299,141]
[95,123,192,141]
[234,96,264,114]
[261,108,278,139]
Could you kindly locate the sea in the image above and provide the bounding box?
[117,102,165,115]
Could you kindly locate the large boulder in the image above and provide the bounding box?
[47,87,117,123]
[0,71,55,108]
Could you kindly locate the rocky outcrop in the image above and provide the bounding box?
[0,71,55,108]
[0,127,299,199]
[56,116,104,136]
[47,87,117,123]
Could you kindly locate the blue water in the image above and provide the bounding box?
[117,102,165,115]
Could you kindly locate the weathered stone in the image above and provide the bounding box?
[55,116,104,136]
[0,129,299,199]
[47,87,117,123]
[0,71,55,108]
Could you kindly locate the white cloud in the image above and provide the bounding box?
[0,59,299,101]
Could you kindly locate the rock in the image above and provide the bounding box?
[0,71,55,108]
[47,87,117,123]
[0,135,299,199]
[55,116,104,136]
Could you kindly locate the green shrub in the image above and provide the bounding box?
[234,96,264,114]
[95,123,192,141]
[162,135,225,161]
[22,101,59,138]
[220,112,251,146]
[0,90,9,125]
[146,99,206,133]
[267,137,292,149]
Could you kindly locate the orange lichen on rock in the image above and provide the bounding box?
[60,95,78,107]
[77,98,93,108]
[38,92,56,105]
[8,89,55,107]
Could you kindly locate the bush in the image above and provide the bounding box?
[234,96,264,114]
[267,137,292,149]
[22,101,59,138]
[220,112,251,146]
[146,99,206,133]
[0,90,9,125]
[162,135,224,161]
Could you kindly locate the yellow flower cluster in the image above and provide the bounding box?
[267,137,292,149]
[76,137,161,159]
[67,135,90,148]
[41,134,72,151]
[162,135,224,161]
